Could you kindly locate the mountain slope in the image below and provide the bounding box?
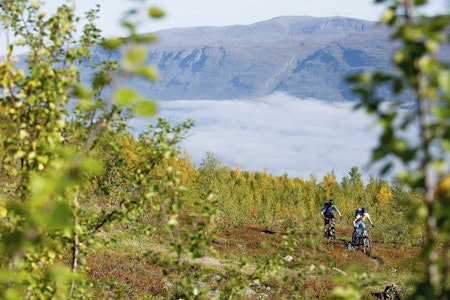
[117,16,396,101]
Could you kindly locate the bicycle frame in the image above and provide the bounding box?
[325,217,336,239]
[352,228,371,256]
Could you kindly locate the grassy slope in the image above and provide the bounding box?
[88,224,421,299]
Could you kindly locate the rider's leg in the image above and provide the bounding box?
[324,216,332,230]
[352,227,357,243]
[354,221,363,242]
[360,222,367,236]
[352,222,360,243]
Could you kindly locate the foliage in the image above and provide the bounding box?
[0,0,213,298]
[346,0,450,298]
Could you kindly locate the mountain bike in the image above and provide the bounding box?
[324,217,336,239]
[352,226,373,256]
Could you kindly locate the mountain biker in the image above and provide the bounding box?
[320,199,342,236]
[352,207,375,244]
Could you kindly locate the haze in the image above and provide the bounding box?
[130,93,385,180]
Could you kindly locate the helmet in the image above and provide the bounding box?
[362,207,367,213]
[328,199,334,205]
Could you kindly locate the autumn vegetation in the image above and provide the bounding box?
[0,0,449,299]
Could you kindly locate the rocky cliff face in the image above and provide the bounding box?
[91,16,398,101]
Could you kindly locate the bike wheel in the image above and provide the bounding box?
[325,225,333,239]
[362,237,371,256]
[330,225,335,239]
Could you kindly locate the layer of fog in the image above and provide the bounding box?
[130,93,388,180]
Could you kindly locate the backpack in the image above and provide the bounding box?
[323,202,332,211]
[323,202,333,216]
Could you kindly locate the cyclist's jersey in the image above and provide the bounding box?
[354,212,371,226]
[322,205,340,217]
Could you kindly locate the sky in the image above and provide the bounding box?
[55,0,449,36]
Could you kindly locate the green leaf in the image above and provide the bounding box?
[182,276,190,286]
[124,46,147,66]
[0,197,7,218]
[121,20,135,32]
[114,87,137,105]
[136,66,159,80]
[134,33,158,43]
[30,0,39,10]
[438,70,450,91]
[93,71,113,90]
[167,215,178,225]
[45,202,73,229]
[390,138,408,155]
[101,37,125,50]
[148,7,165,18]
[425,39,439,53]
[136,98,157,116]
[392,78,404,94]
[19,129,29,140]
[81,157,104,175]
[72,84,94,99]
[380,7,396,25]
[14,150,26,159]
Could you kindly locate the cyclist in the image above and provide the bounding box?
[320,199,342,236]
[352,207,375,244]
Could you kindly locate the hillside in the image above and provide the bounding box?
[90,16,396,101]
[88,223,417,299]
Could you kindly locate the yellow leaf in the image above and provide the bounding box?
[0,207,7,218]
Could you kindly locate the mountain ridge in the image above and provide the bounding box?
[5,16,396,101]
[110,15,395,101]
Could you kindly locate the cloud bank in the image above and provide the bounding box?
[130,93,383,180]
